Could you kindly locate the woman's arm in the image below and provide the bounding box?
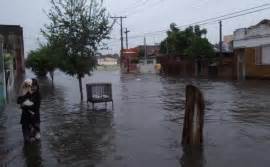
[17,95,26,105]
[31,92,41,111]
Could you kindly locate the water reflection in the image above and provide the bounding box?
[23,142,43,167]
[46,107,115,166]
[180,146,205,167]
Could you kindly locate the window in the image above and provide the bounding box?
[262,46,270,64]
[255,47,261,65]
[255,46,270,65]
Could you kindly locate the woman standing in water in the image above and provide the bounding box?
[17,78,41,143]
[31,78,41,140]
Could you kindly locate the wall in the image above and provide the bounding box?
[234,35,270,48]
[244,48,270,79]
[0,25,25,77]
[234,21,270,48]
[122,48,139,73]
[217,55,237,79]
[98,58,118,66]
[158,56,195,76]
[138,59,158,74]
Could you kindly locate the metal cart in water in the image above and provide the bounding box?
[86,83,114,110]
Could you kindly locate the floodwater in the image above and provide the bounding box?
[1,69,270,167]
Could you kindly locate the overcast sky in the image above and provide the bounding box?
[0,0,270,55]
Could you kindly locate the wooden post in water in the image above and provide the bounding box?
[182,85,205,145]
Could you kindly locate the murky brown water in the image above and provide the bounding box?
[1,70,270,167]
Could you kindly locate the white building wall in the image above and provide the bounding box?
[138,59,158,74]
[234,36,270,48]
[234,23,270,48]
[97,58,118,65]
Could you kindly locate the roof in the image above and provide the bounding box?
[255,19,270,27]
[234,19,270,48]
[0,25,23,35]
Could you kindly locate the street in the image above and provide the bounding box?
[1,70,270,167]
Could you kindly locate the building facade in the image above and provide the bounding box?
[0,25,25,77]
[0,25,25,104]
[122,48,139,73]
[234,20,270,79]
[97,54,119,66]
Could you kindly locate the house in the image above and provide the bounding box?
[135,44,160,57]
[0,25,25,77]
[121,48,139,73]
[97,54,119,66]
[0,25,25,103]
[211,35,236,79]
[137,55,161,74]
[234,20,270,79]
[135,45,161,73]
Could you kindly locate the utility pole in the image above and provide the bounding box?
[110,16,127,58]
[144,37,147,60]
[124,28,130,49]
[219,20,223,57]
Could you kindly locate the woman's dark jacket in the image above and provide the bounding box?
[17,92,41,125]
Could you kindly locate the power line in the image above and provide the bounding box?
[107,4,270,45]
[128,4,270,39]
[126,0,166,17]
[117,0,151,16]
[117,0,147,14]
[178,3,270,28]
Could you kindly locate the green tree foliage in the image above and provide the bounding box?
[160,23,213,60]
[42,0,112,100]
[26,44,59,84]
[26,46,51,77]
[185,37,215,60]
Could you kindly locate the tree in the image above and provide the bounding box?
[43,0,112,100]
[185,37,215,61]
[26,44,59,84]
[159,23,212,61]
[26,47,50,77]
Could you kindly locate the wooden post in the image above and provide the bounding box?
[182,85,205,145]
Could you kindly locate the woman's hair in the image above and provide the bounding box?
[20,79,32,95]
[31,78,40,92]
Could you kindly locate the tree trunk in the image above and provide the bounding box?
[78,76,83,100]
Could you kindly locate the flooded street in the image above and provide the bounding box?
[1,69,270,167]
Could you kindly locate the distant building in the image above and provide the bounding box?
[234,19,270,79]
[97,54,119,66]
[135,45,160,58]
[0,25,25,76]
[214,35,234,53]
[134,45,161,73]
[0,25,25,104]
[122,48,139,73]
